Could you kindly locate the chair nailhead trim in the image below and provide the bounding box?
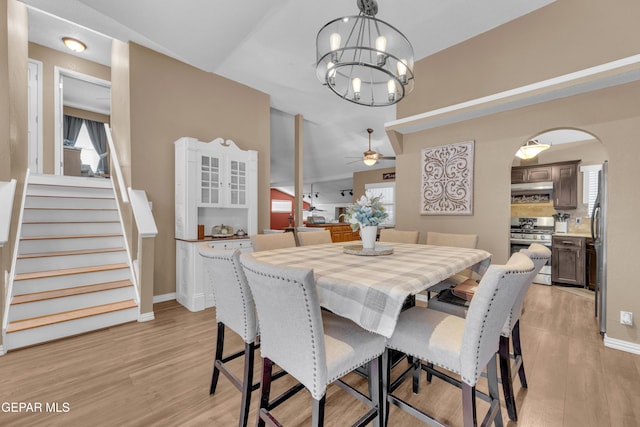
[243,265,322,397]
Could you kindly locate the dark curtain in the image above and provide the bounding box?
[63,115,84,147]
[84,119,109,174]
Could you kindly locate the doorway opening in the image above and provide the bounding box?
[54,67,111,176]
[510,127,609,334]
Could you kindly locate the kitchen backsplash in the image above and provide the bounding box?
[511,201,592,234]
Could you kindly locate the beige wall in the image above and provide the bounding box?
[28,43,110,174]
[121,43,270,297]
[394,0,640,344]
[352,167,396,200]
[0,0,28,349]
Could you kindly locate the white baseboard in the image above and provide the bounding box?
[138,311,155,322]
[604,334,640,355]
[0,344,5,356]
[153,292,176,304]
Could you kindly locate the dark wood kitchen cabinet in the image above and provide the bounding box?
[552,161,580,210]
[552,235,586,286]
[511,165,553,184]
[511,160,580,209]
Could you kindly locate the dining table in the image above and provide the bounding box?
[242,242,492,338]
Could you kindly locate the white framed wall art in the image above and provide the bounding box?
[421,140,474,215]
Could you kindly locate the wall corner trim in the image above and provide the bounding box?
[603,334,640,355]
[153,293,176,304]
[138,312,155,322]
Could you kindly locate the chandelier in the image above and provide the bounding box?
[516,139,551,160]
[316,0,414,107]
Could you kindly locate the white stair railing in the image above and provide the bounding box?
[104,124,158,321]
[0,179,17,248]
[2,170,29,351]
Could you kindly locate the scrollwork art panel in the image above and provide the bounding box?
[421,140,474,215]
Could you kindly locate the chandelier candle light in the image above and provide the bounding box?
[341,191,388,249]
[316,0,415,107]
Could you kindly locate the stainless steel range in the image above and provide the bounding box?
[510,216,554,285]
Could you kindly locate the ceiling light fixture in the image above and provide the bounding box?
[316,0,414,107]
[516,139,551,160]
[62,37,87,53]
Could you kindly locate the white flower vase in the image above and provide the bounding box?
[360,225,378,250]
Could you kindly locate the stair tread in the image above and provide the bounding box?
[14,263,129,281]
[27,178,112,189]
[6,300,137,333]
[18,247,126,259]
[22,221,120,224]
[21,233,123,241]
[25,206,117,211]
[25,194,115,200]
[11,280,134,305]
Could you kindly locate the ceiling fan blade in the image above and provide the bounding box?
[379,156,396,160]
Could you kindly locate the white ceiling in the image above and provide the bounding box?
[21,0,556,204]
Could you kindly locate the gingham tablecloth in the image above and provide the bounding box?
[243,242,491,338]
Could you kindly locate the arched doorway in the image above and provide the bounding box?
[510,128,609,334]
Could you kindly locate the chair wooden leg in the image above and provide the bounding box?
[487,353,504,427]
[499,335,517,422]
[411,357,421,393]
[312,395,326,427]
[257,358,274,427]
[512,320,528,388]
[461,383,477,427]
[368,356,383,427]
[239,342,255,427]
[210,322,225,395]
[382,349,390,427]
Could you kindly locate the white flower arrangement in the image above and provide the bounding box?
[341,191,389,231]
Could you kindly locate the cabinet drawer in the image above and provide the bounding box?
[552,236,584,249]
[205,239,252,251]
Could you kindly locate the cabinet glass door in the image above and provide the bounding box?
[200,155,221,205]
[229,159,247,206]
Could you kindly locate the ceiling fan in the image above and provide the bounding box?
[347,128,396,166]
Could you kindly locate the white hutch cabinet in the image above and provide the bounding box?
[174,136,257,312]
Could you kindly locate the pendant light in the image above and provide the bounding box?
[316,0,414,107]
[516,139,551,160]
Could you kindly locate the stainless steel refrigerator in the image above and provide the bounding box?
[591,160,608,335]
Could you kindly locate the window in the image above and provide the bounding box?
[271,199,292,213]
[580,164,601,217]
[365,182,395,226]
[74,123,99,173]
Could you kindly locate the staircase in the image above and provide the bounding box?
[3,174,139,350]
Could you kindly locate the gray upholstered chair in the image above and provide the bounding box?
[250,232,296,252]
[297,229,333,246]
[385,252,535,427]
[378,229,420,244]
[498,243,551,421]
[240,254,386,427]
[198,245,258,427]
[425,243,550,421]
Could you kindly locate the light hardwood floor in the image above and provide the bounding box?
[1,284,639,426]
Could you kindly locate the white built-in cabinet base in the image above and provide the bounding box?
[175,239,253,312]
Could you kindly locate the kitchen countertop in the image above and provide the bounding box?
[175,235,250,243]
[553,232,592,238]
